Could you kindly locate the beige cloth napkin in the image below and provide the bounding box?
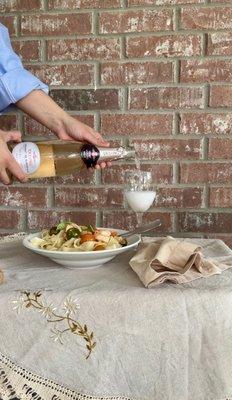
[0,269,3,284]
[129,236,227,287]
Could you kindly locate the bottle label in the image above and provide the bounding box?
[12,142,41,174]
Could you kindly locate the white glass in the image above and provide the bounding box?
[124,170,156,227]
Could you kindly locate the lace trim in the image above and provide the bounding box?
[0,353,134,400]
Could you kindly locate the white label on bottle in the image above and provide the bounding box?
[12,142,41,174]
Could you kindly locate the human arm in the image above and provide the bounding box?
[0,23,48,112]
[0,23,109,151]
[16,90,109,148]
[16,90,110,169]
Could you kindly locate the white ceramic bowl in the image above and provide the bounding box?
[23,229,141,269]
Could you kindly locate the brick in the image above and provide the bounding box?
[0,115,19,131]
[0,210,21,229]
[101,62,172,85]
[154,187,203,208]
[126,35,202,58]
[180,163,232,184]
[210,187,232,208]
[21,13,91,36]
[28,64,94,86]
[12,40,41,62]
[129,87,204,110]
[48,0,120,9]
[180,113,232,135]
[181,7,232,30]
[207,33,232,56]
[27,210,96,230]
[55,187,123,208]
[31,169,95,186]
[103,211,172,232]
[210,86,232,108]
[128,0,203,4]
[178,212,232,234]
[52,170,95,185]
[47,38,120,61]
[50,89,119,111]
[0,16,17,36]
[0,187,49,208]
[24,114,94,137]
[181,60,232,83]
[99,9,173,34]
[133,139,200,160]
[0,0,42,11]
[101,114,172,136]
[102,163,173,185]
[209,138,232,160]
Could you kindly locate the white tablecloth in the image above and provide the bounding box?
[0,235,232,400]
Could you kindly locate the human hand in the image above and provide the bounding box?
[17,91,112,169]
[0,130,27,185]
[56,115,112,169]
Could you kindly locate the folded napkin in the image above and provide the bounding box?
[129,236,228,287]
[0,269,3,285]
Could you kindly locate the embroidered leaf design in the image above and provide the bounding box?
[13,290,96,359]
[71,323,77,332]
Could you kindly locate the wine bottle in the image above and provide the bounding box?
[10,140,135,179]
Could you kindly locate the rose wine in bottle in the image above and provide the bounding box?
[10,141,135,179]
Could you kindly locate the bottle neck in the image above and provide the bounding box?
[80,144,135,168]
[98,146,135,162]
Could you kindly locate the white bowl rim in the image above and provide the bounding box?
[23,228,141,257]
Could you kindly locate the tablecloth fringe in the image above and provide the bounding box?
[0,353,134,400]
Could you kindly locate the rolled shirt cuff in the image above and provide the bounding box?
[0,67,49,112]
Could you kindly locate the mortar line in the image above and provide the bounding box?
[121,0,127,6]
[203,83,210,109]
[173,59,180,84]
[47,185,55,208]
[173,112,180,136]
[173,7,180,32]
[92,10,98,35]
[121,87,128,112]
[43,0,48,11]
[39,39,46,63]
[202,32,208,57]
[173,162,180,185]
[201,137,209,160]
[172,212,178,234]
[203,185,210,208]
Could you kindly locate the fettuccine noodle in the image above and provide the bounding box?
[30,222,127,252]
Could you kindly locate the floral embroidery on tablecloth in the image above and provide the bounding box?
[12,290,96,359]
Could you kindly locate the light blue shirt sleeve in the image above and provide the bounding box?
[0,23,48,113]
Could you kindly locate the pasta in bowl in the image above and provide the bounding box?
[30,221,128,252]
[23,222,141,269]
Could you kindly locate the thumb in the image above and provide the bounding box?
[4,130,22,143]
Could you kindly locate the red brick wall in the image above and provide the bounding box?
[0,0,232,247]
